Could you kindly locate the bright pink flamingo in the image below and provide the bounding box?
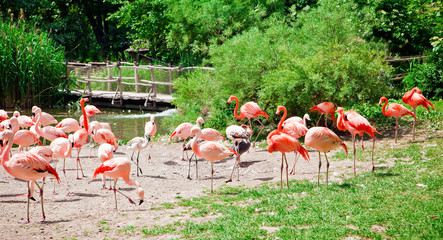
[33,107,68,143]
[93,157,145,211]
[92,128,119,150]
[8,117,41,151]
[56,118,80,133]
[305,127,348,186]
[379,97,417,143]
[0,110,8,122]
[402,87,435,140]
[0,130,60,223]
[170,118,200,163]
[310,102,337,127]
[190,126,237,193]
[228,95,269,147]
[32,106,57,126]
[267,106,310,189]
[85,104,102,117]
[337,107,380,175]
[97,143,115,189]
[69,98,91,179]
[13,111,34,129]
[281,117,308,175]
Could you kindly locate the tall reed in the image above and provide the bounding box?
[0,11,66,108]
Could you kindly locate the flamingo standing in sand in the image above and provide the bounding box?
[310,102,337,127]
[49,137,73,192]
[228,95,269,147]
[9,117,42,151]
[379,97,417,144]
[13,111,34,129]
[337,107,380,175]
[69,98,91,179]
[97,143,115,189]
[305,127,348,186]
[56,118,80,133]
[190,126,236,193]
[402,87,435,140]
[32,106,57,126]
[267,106,310,189]
[93,157,145,211]
[0,130,60,223]
[282,115,309,175]
[33,107,68,144]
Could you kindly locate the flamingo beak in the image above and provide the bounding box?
[32,112,35,117]
[0,140,3,147]
[139,199,144,205]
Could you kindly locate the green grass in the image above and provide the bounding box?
[141,136,442,239]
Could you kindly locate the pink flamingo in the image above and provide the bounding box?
[337,107,380,175]
[379,97,417,143]
[281,117,308,175]
[31,106,57,126]
[69,98,91,179]
[305,127,348,186]
[225,128,251,183]
[144,115,157,158]
[56,118,80,133]
[93,157,145,211]
[8,117,41,151]
[92,128,119,150]
[0,110,8,122]
[13,111,34,129]
[85,104,102,117]
[97,143,115,189]
[228,95,269,147]
[267,106,310,189]
[310,102,337,127]
[50,138,73,182]
[402,87,435,140]
[0,130,60,223]
[29,146,53,162]
[190,126,237,193]
[284,113,311,127]
[33,107,67,143]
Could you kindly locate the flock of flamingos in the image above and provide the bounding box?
[0,87,435,223]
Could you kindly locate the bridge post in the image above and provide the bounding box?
[86,64,92,96]
[134,61,140,93]
[107,61,112,91]
[118,61,123,105]
[168,63,173,94]
[150,67,157,98]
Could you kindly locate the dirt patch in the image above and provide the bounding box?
[0,127,438,239]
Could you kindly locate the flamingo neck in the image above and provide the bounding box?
[34,112,44,136]
[336,112,346,131]
[381,99,388,116]
[191,131,201,155]
[330,110,337,121]
[1,133,13,167]
[303,115,308,127]
[232,97,242,119]
[277,108,287,132]
[81,102,89,133]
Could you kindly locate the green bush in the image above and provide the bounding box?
[0,14,66,108]
[169,0,393,132]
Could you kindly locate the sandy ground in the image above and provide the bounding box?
[0,126,438,239]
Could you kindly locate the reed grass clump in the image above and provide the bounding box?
[0,11,66,108]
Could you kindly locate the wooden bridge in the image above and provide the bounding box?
[65,61,213,110]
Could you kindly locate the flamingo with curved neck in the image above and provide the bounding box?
[402,87,435,140]
[267,106,310,189]
[228,95,268,147]
[69,97,91,179]
[379,97,416,144]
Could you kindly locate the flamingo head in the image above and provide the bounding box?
[196,117,205,127]
[379,97,388,105]
[32,107,42,117]
[13,111,20,118]
[276,105,286,115]
[190,126,201,137]
[80,97,90,105]
[412,87,421,94]
[227,95,237,104]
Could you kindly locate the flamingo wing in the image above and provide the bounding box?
[10,152,60,182]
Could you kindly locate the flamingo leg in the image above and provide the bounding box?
[352,134,356,177]
[226,155,239,183]
[35,180,45,222]
[77,152,86,178]
[187,152,192,180]
[412,107,416,141]
[280,154,284,189]
[237,155,240,181]
[102,175,107,189]
[284,153,289,188]
[62,158,71,195]
[210,162,214,193]
[371,137,375,172]
[26,181,31,223]
[325,114,328,128]
[316,114,323,126]
[194,154,198,179]
[395,117,399,143]
[113,179,118,212]
[289,152,299,175]
[136,151,143,176]
[252,118,265,148]
[324,153,330,186]
[317,151,321,187]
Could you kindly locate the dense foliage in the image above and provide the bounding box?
[168,0,392,130]
[0,13,66,108]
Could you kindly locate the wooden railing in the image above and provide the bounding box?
[66,61,214,105]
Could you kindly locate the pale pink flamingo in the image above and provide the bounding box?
[305,127,348,186]
[281,117,308,175]
[13,111,34,129]
[310,102,337,127]
[170,119,199,166]
[9,117,41,151]
[84,104,102,117]
[49,137,73,194]
[127,137,149,176]
[284,113,311,127]
[29,146,53,162]
[190,126,236,193]
[379,97,417,144]
[337,107,380,175]
[92,128,119,150]
[33,107,67,143]
[228,95,269,147]
[0,130,60,223]
[32,106,57,126]
[93,157,145,211]
[267,106,310,189]
[97,143,115,189]
[0,110,8,122]
[56,118,80,133]
[144,115,157,159]
[69,98,91,179]
[402,87,435,140]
